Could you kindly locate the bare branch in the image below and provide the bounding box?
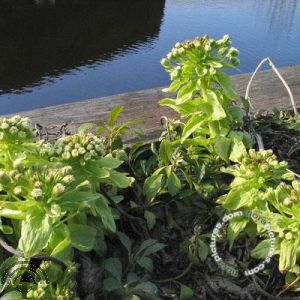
[245,58,298,116]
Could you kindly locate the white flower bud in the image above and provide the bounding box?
[9,126,18,134]
[1,122,9,130]
[90,150,97,157]
[71,149,79,157]
[14,173,22,180]
[76,180,92,191]
[86,144,94,151]
[61,166,73,174]
[34,181,43,188]
[30,188,43,199]
[84,152,92,161]
[285,232,293,240]
[78,147,86,155]
[11,115,21,123]
[62,152,71,160]
[13,186,23,195]
[62,175,75,184]
[53,183,65,195]
[283,198,292,206]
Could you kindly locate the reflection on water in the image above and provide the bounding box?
[0,0,165,93]
[0,0,300,114]
[255,0,298,41]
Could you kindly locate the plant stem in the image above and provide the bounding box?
[276,275,300,298]
[155,262,193,283]
[0,236,67,270]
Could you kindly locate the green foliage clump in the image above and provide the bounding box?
[0,35,300,299]
[218,149,300,274]
[0,115,35,144]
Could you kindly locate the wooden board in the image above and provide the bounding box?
[5,65,300,143]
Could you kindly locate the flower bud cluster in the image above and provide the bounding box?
[51,133,105,165]
[8,164,75,201]
[237,149,292,181]
[276,181,299,206]
[27,280,47,299]
[0,161,79,201]
[161,35,239,81]
[0,115,35,143]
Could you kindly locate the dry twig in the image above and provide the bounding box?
[245,57,298,116]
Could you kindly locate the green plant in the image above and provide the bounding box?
[1,35,300,299]
[160,35,251,162]
[97,106,143,152]
[217,149,300,288]
[141,35,252,206]
[100,234,165,300]
[0,257,77,300]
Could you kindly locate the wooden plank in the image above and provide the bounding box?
[5,65,300,143]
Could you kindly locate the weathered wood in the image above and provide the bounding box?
[5,65,300,143]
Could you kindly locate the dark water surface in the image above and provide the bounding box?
[0,0,300,114]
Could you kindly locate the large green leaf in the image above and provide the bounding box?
[227,217,249,249]
[229,138,247,163]
[117,231,132,253]
[198,239,210,262]
[137,256,153,272]
[69,224,97,252]
[215,71,237,100]
[108,106,124,126]
[133,282,158,295]
[103,258,122,282]
[60,191,100,211]
[251,240,272,259]
[18,208,52,257]
[159,140,173,166]
[180,284,194,300]
[103,277,122,292]
[143,174,163,202]
[227,106,244,124]
[105,169,130,188]
[204,90,226,121]
[181,114,204,142]
[279,239,299,272]
[176,81,196,103]
[50,238,72,262]
[144,211,156,230]
[93,195,116,232]
[167,173,182,196]
[214,137,231,162]
[223,187,258,210]
[97,156,122,169]
[0,291,23,300]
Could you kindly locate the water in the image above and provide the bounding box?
[0,0,299,114]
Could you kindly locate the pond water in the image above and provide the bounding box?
[0,0,300,114]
